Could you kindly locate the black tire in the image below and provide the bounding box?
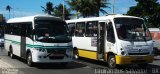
[10,50,15,59]
[27,52,34,67]
[7,51,10,56]
[73,49,79,59]
[138,63,148,68]
[108,55,116,68]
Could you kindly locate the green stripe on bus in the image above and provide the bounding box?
[5,39,72,49]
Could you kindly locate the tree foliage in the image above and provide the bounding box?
[68,0,109,18]
[127,0,160,27]
[41,2,71,20]
[53,4,72,20]
[6,5,12,18]
[41,2,53,15]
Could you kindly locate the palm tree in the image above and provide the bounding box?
[6,5,12,18]
[41,2,54,15]
[68,0,94,18]
[54,4,72,20]
[93,0,110,16]
[68,0,110,17]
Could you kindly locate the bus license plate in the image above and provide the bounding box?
[50,53,64,56]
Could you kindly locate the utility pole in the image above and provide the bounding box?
[112,0,115,14]
[63,0,65,21]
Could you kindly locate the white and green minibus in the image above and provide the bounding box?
[5,15,73,66]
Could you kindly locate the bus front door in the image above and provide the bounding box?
[97,22,106,60]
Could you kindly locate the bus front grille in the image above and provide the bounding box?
[47,49,66,54]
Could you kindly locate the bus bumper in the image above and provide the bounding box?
[32,56,72,63]
[115,55,154,65]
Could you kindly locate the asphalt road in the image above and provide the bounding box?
[0,48,160,74]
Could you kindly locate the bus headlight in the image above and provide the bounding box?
[120,48,126,55]
[121,51,125,55]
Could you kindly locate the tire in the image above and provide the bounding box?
[10,50,15,59]
[7,51,10,56]
[27,52,34,67]
[108,55,116,68]
[73,49,79,59]
[138,63,148,68]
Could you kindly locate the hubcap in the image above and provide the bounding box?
[109,57,116,67]
[28,55,31,65]
[10,53,13,57]
[74,54,78,59]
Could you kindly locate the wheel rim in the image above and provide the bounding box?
[109,57,116,68]
[10,52,13,57]
[74,54,78,59]
[74,50,78,59]
[27,54,31,65]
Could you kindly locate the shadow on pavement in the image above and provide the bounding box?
[77,57,160,74]
[34,61,87,69]
[13,56,88,69]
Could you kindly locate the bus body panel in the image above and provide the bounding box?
[72,37,97,59]
[5,34,21,56]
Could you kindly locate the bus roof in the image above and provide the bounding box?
[7,14,61,23]
[66,14,143,23]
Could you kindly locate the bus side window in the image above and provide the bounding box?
[76,22,85,37]
[68,23,76,36]
[10,23,20,35]
[21,23,32,38]
[86,21,98,37]
[5,24,11,34]
[26,23,33,39]
[107,22,115,43]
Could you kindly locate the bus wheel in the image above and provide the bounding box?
[27,52,33,67]
[138,63,148,68]
[108,55,116,68]
[73,49,79,59]
[7,51,10,56]
[10,50,15,59]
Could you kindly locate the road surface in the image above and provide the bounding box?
[0,48,160,74]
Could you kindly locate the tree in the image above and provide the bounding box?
[93,0,110,16]
[6,5,12,18]
[68,0,93,17]
[68,0,109,18]
[127,0,160,27]
[53,4,72,20]
[41,2,54,15]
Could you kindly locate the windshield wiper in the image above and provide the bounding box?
[37,37,45,40]
[37,36,55,40]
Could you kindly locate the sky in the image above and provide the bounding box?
[0,0,160,20]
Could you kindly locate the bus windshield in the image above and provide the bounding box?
[35,20,71,43]
[114,18,152,41]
